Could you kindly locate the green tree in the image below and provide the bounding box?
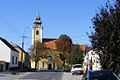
[89,0,120,74]
[56,34,73,69]
[67,45,84,65]
[31,40,44,70]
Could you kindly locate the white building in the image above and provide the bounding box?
[32,14,43,45]
[0,37,19,71]
[83,50,102,72]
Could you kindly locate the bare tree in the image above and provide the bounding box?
[31,40,44,70]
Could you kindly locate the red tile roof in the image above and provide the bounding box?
[79,45,86,52]
[43,38,87,52]
[43,38,57,50]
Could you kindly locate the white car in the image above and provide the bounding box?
[71,64,83,75]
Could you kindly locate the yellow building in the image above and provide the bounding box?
[13,44,31,71]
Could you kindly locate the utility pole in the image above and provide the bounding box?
[86,52,89,80]
[20,27,31,71]
[22,35,27,49]
[21,35,27,71]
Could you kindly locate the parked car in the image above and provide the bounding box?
[71,64,83,75]
[82,70,120,80]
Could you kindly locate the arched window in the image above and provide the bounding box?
[36,30,39,35]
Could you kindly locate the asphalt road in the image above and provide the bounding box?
[0,71,83,80]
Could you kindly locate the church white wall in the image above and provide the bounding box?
[35,27,42,42]
[39,27,42,43]
[32,27,43,45]
[32,28,34,45]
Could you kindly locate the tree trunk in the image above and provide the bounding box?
[53,63,55,70]
[35,61,38,71]
[42,61,44,69]
[63,60,65,71]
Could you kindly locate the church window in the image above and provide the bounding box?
[36,30,39,35]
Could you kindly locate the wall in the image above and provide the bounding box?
[88,50,102,71]
[10,50,18,67]
[31,60,35,69]
[0,40,10,62]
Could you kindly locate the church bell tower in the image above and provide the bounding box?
[32,14,43,45]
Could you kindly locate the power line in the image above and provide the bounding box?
[0,13,22,35]
[0,13,32,52]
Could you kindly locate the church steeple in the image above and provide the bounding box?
[32,13,43,45]
[34,15,42,25]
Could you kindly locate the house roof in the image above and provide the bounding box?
[43,38,57,42]
[0,37,18,52]
[43,38,57,50]
[17,46,29,56]
[12,44,29,56]
[73,44,87,52]
[42,38,87,52]
[79,45,87,52]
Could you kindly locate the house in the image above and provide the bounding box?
[0,37,19,71]
[83,49,102,72]
[12,44,31,71]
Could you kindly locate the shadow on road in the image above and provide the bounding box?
[38,70,63,72]
[0,75,5,77]
[20,71,63,80]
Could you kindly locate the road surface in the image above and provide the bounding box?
[0,71,83,80]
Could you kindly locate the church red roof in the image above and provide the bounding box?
[43,38,87,52]
[43,38,57,50]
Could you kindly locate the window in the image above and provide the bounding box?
[15,57,17,64]
[12,56,14,64]
[36,30,39,35]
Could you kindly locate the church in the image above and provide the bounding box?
[31,14,59,70]
[32,14,57,50]
[31,14,86,70]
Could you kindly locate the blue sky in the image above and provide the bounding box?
[0,0,109,51]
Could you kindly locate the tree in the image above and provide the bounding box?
[31,40,44,70]
[89,0,120,74]
[56,34,73,69]
[67,45,84,65]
